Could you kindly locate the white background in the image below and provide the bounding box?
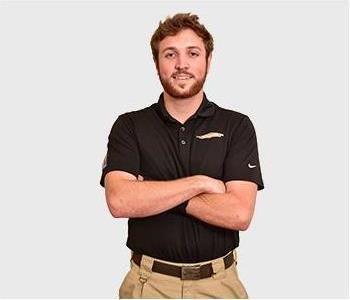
[0,0,348,298]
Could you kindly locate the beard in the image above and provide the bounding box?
[158,65,208,99]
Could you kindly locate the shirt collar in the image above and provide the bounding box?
[156,92,215,123]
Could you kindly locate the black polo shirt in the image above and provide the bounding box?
[100,93,264,263]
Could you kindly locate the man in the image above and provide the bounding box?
[100,13,264,299]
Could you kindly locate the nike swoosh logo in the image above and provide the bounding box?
[248,163,257,168]
[102,154,107,169]
[196,132,224,139]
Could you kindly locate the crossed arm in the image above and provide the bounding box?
[104,171,258,231]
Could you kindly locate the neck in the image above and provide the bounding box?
[163,90,204,124]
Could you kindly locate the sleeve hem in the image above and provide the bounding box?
[223,177,264,191]
[100,166,139,187]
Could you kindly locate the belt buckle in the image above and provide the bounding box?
[181,265,201,280]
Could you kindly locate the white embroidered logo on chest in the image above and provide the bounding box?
[196,132,224,140]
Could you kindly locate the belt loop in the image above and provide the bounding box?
[233,249,238,265]
[139,254,153,283]
[212,256,225,279]
[129,250,134,268]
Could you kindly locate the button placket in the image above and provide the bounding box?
[179,126,186,146]
[178,123,191,176]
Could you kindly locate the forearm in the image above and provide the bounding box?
[186,192,252,231]
[106,175,205,218]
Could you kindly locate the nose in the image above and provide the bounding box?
[175,53,189,70]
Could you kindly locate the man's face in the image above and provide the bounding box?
[156,29,211,99]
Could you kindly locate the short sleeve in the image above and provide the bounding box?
[223,116,264,190]
[100,114,140,187]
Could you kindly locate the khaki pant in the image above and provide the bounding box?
[118,250,249,299]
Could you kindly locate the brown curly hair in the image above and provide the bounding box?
[150,13,214,66]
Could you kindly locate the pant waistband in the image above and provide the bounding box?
[131,251,235,280]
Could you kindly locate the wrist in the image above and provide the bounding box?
[193,175,209,194]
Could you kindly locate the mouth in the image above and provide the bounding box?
[172,73,193,80]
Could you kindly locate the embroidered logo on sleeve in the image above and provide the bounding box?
[102,154,107,170]
[248,163,257,169]
[196,132,224,140]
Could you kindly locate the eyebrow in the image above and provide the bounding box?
[161,46,202,53]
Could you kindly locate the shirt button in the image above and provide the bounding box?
[180,126,186,132]
[181,140,186,145]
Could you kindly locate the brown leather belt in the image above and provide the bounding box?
[131,251,234,280]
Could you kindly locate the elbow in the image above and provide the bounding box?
[109,206,124,219]
[237,219,251,231]
[231,211,252,231]
[106,191,127,218]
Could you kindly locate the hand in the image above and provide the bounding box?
[198,175,226,194]
[137,174,144,181]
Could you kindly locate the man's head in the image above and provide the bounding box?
[150,13,214,99]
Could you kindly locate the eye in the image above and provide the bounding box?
[165,52,176,59]
[189,51,199,57]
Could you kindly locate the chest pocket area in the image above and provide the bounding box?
[190,133,227,179]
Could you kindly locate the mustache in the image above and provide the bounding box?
[172,71,194,77]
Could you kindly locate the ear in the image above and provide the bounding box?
[153,57,160,74]
[206,52,213,73]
